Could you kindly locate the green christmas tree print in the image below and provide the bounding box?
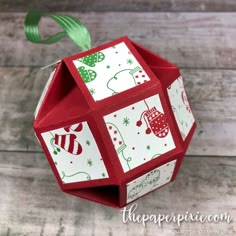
[78,51,105,67]
[78,66,97,83]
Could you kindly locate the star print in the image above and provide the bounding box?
[87,159,93,167]
[123,117,130,126]
[127,58,133,65]
[89,88,95,95]
[86,140,91,146]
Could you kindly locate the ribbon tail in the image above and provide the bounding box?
[24,12,92,51]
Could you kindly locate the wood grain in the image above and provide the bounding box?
[0,67,235,156]
[1,0,236,12]
[0,7,236,236]
[1,13,236,69]
[0,152,235,235]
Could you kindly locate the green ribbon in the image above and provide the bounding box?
[24,12,91,51]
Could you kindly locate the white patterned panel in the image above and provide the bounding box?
[73,42,151,101]
[104,94,176,172]
[126,159,177,203]
[167,76,195,140]
[41,122,108,184]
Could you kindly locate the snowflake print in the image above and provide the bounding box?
[127,58,133,65]
[123,117,130,126]
[89,88,96,95]
[86,140,91,146]
[87,159,93,167]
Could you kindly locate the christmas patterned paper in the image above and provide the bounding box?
[73,42,151,101]
[41,122,108,184]
[126,159,176,203]
[104,94,176,172]
[167,76,195,140]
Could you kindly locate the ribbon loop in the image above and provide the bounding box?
[24,12,92,51]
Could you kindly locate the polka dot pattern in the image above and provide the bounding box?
[144,107,169,138]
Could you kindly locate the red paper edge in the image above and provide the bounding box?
[33,35,196,208]
[34,62,62,125]
[131,40,178,68]
[63,36,162,109]
[120,152,186,207]
[64,189,121,208]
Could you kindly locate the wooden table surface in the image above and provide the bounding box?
[0,1,235,235]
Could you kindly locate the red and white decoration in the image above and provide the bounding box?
[64,123,83,132]
[54,133,83,155]
[104,94,176,172]
[34,36,196,207]
[136,101,169,138]
[41,122,109,184]
[167,76,195,140]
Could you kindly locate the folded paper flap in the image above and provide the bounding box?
[130,41,180,88]
[150,66,181,88]
[65,185,120,208]
[35,61,91,129]
[37,86,90,130]
[64,36,161,107]
[61,177,116,190]
[131,41,178,68]
[34,68,57,122]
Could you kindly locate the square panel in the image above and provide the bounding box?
[73,42,151,101]
[126,159,177,203]
[104,94,176,172]
[167,76,195,140]
[41,122,108,184]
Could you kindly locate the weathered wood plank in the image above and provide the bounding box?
[1,0,236,12]
[182,69,236,156]
[1,13,236,69]
[0,152,235,235]
[0,67,236,156]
